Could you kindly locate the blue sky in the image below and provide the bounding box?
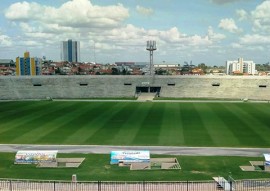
[0,0,269,66]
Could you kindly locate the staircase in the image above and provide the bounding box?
[137,93,156,101]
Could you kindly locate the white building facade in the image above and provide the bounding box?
[226,58,256,75]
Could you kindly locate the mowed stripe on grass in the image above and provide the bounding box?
[133,103,165,145]
[83,102,135,145]
[15,102,100,144]
[0,101,270,147]
[181,103,214,146]
[158,103,185,145]
[0,101,53,135]
[194,103,240,147]
[228,103,270,146]
[36,102,110,144]
[0,101,74,143]
[211,103,269,147]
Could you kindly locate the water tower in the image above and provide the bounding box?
[146,40,156,75]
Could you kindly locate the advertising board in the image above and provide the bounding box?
[110,150,150,164]
[14,150,58,164]
[264,154,270,166]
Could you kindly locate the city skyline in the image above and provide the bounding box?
[0,0,269,65]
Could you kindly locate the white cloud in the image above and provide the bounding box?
[5,1,34,21]
[0,33,13,47]
[240,34,270,45]
[218,18,242,33]
[207,26,226,41]
[22,40,41,47]
[236,9,248,21]
[2,0,228,62]
[5,0,129,30]
[159,27,182,43]
[136,5,154,16]
[86,25,223,49]
[188,35,210,46]
[231,42,242,49]
[3,0,131,55]
[155,26,225,49]
[251,1,270,32]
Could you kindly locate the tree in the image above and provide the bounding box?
[122,68,127,75]
[198,63,207,73]
[156,69,167,75]
[55,67,61,74]
[112,67,119,75]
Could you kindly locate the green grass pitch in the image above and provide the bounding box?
[0,101,269,147]
[1,153,269,181]
[0,101,270,181]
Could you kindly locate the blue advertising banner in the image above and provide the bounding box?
[110,150,150,164]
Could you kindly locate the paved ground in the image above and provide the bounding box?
[137,93,156,101]
[0,144,269,157]
[51,99,270,103]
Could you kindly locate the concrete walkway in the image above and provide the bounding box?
[1,144,269,157]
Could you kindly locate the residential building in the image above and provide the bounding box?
[16,52,42,76]
[226,58,256,75]
[155,64,181,75]
[61,39,80,62]
[0,66,15,76]
[0,59,15,67]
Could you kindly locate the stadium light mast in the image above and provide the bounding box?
[94,41,96,64]
[146,40,156,75]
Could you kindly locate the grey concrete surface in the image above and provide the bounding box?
[1,75,270,100]
[0,144,269,157]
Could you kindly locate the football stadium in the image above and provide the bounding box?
[0,75,270,190]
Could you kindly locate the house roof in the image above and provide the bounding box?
[0,59,14,65]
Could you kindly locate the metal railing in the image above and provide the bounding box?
[0,179,270,191]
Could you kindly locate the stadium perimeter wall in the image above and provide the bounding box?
[0,75,270,100]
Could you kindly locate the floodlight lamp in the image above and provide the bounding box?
[146,40,157,51]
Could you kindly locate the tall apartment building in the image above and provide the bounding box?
[226,58,256,75]
[16,52,41,76]
[61,39,80,62]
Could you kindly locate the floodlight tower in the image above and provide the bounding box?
[146,40,156,75]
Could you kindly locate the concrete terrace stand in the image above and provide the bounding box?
[1,75,270,100]
[240,154,270,172]
[122,158,181,171]
[37,158,85,168]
